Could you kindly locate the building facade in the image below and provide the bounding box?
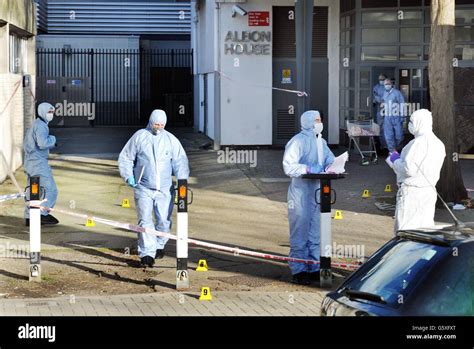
[192,0,474,149]
[0,0,37,183]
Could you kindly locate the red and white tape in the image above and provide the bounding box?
[218,71,309,97]
[29,203,361,271]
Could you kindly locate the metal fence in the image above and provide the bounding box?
[36,48,193,126]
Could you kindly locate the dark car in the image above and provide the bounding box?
[321,223,474,316]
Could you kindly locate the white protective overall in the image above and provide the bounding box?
[392,109,446,233]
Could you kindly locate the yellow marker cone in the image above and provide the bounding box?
[199,287,212,301]
[121,198,131,208]
[85,218,96,227]
[196,259,209,272]
[362,189,371,198]
[384,185,392,193]
[334,210,343,220]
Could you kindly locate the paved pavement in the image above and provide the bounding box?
[0,126,472,316]
[0,291,326,316]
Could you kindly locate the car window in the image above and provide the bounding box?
[341,239,447,308]
[412,242,474,316]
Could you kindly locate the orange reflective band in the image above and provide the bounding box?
[31,183,39,195]
[179,185,187,198]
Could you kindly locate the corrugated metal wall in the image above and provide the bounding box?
[35,0,48,33]
[38,0,191,34]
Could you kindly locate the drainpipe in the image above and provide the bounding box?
[295,0,314,118]
[191,0,199,131]
[213,1,221,150]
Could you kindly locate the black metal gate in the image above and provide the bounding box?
[36,48,193,127]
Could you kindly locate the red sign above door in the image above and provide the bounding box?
[248,11,270,26]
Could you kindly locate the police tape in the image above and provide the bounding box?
[29,203,361,271]
[0,192,25,203]
[217,70,309,97]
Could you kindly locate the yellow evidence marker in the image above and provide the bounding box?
[85,218,96,227]
[199,287,212,301]
[121,199,131,208]
[196,259,209,272]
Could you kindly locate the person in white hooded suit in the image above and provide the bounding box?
[23,102,59,226]
[118,109,189,268]
[388,109,446,233]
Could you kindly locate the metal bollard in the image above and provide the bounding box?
[176,179,189,290]
[29,176,41,282]
[319,179,333,288]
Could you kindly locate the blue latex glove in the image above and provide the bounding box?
[389,151,400,163]
[306,164,323,174]
[127,176,137,188]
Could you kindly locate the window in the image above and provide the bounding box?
[9,33,28,74]
[361,46,397,61]
[341,240,449,309]
[362,11,398,26]
[456,26,474,42]
[455,44,474,60]
[360,70,371,88]
[411,68,422,88]
[341,14,355,29]
[399,10,422,26]
[424,27,430,42]
[401,27,423,43]
[424,10,431,25]
[359,89,371,108]
[456,9,474,25]
[412,243,474,316]
[400,46,422,60]
[362,28,397,43]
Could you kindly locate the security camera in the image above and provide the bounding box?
[232,5,248,17]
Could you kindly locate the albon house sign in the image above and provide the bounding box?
[224,30,271,55]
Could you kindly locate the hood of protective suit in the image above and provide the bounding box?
[410,109,433,137]
[300,110,320,131]
[37,102,55,123]
[147,109,167,130]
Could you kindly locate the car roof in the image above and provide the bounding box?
[397,222,474,246]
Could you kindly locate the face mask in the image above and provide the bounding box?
[313,123,323,135]
[408,122,415,135]
[152,126,164,135]
[46,112,54,122]
[384,84,392,91]
[379,80,384,85]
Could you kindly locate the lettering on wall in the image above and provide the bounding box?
[224,31,272,55]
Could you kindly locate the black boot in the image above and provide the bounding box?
[25,215,59,226]
[41,214,59,225]
[140,256,155,268]
[155,249,165,259]
[308,271,320,282]
[291,272,310,285]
